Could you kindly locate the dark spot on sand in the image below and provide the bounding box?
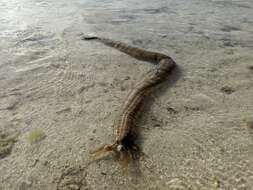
[184,106,200,111]
[150,116,163,128]
[56,107,71,114]
[248,65,253,70]
[120,86,126,91]
[77,83,95,94]
[166,106,178,114]
[221,38,237,47]
[142,7,169,14]
[0,131,19,159]
[85,100,92,104]
[220,86,235,94]
[221,25,241,32]
[153,123,161,128]
[124,76,131,80]
[101,172,107,175]
[245,118,253,129]
[132,39,152,47]
[102,88,108,93]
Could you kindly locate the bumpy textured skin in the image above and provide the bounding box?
[82,36,176,162]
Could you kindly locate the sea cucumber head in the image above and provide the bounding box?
[116,144,124,152]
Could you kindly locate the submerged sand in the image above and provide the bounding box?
[1,0,253,189]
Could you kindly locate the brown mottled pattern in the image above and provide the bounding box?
[82,35,176,160]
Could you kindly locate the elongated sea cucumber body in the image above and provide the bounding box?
[82,36,176,164]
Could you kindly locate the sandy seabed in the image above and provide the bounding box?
[0,0,253,189]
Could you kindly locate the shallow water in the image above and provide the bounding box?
[1,0,252,76]
[1,0,253,189]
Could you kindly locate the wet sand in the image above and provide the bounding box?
[1,0,253,189]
